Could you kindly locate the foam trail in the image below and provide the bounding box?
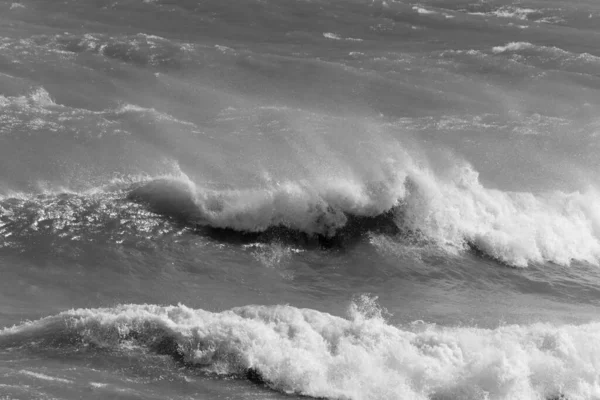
[2,300,599,400]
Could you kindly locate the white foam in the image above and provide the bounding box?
[492,42,535,54]
[493,7,538,20]
[19,370,73,384]
[5,87,56,108]
[491,42,600,68]
[4,302,600,399]
[412,6,437,15]
[468,7,542,21]
[323,32,342,40]
[323,33,363,42]
[214,44,235,54]
[113,103,197,127]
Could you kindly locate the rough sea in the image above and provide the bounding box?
[1,0,600,399]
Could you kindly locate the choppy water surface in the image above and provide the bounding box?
[2,0,600,399]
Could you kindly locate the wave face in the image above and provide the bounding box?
[2,299,599,400]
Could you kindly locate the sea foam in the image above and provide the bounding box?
[2,300,599,400]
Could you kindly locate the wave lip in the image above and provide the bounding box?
[1,301,599,400]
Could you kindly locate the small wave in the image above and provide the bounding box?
[0,87,56,109]
[1,301,598,400]
[53,32,192,67]
[490,41,600,75]
[412,6,437,15]
[323,33,363,42]
[492,41,600,63]
[465,6,551,22]
[492,41,536,54]
[114,103,198,127]
[214,44,235,54]
[0,32,195,69]
[0,85,197,138]
[0,87,81,136]
[18,370,73,384]
[323,33,342,40]
[487,7,540,20]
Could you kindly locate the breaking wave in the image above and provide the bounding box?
[4,159,600,268]
[0,33,197,68]
[3,149,600,268]
[468,6,542,21]
[0,86,198,138]
[53,32,194,67]
[464,6,563,24]
[1,299,599,400]
[128,160,600,268]
[491,42,600,72]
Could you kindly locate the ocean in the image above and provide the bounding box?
[1,0,600,399]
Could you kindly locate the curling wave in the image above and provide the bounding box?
[3,157,600,268]
[1,299,598,400]
[128,161,600,267]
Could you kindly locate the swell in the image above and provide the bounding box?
[1,300,597,400]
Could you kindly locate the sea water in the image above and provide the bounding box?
[1,0,600,399]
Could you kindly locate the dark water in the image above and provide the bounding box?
[2,0,600,399]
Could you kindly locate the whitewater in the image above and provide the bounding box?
[2,0,600,399]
